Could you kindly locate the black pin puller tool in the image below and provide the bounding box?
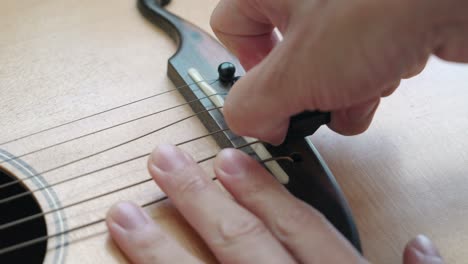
[267,110,363,253]
[284,111,331,143]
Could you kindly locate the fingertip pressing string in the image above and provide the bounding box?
[0,73,297,257]
[0,128,232,205]
[0,138,292,235]
[0,139,280,256]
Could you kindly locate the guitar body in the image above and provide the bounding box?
[1,0,467,263]
[1,1,222,263]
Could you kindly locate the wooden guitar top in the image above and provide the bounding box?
[0,0,467,263]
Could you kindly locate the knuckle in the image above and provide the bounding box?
[174,172,209,197]
[216,215,268,246]
[381,80,400,97]
[273,202,326,241]
[132,226,169,251]
[241,176,267,198]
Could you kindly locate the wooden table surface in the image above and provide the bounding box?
[1,0,467,263]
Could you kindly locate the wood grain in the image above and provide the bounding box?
[1,0,467,263]
[1,0,221,263]
[312,58,468,263]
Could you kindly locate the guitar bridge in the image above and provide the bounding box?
[138,0,362,253]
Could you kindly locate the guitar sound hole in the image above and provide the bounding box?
[0,169,47,263]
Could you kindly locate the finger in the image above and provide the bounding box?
[224,56,296,145]
[401,57,428,79]
[106,201,201,264]
[214,149,366,263]
[210,0,292,69]
[434,25,468,63]
[147,145,295,264]
[328,98,380,135]
[211,0,303,144]
[403,235,444,264]
[221,0,389,144]
[381,80,401,97]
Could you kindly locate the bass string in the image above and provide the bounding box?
[0,78,219,147]
[0,92,227,166]
[0,141,268,256]
[0,106,223,190]
[0,139,260,231]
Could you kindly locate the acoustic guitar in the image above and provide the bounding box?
[1,0,467,263]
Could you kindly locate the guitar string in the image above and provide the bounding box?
[0,92,226,166]
[43,152,292,253]
[0,78,219,147]
[41,196,185,253]
[0,128,232,205]
[0,106,223,190]
[0,153,289,256]
[0,141,287,256]
[0,140,260,231]
[0,81,241,231]
[0,157,213,256]
[0,75,273,255]
[0,97,289,252]
[0,4,284,259]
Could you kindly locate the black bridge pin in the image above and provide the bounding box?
[218,62,237,84]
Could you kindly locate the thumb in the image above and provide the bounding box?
[223,43,306,144]
[210,0,295,70]
[211,0,311,144]
[216,0,386,143]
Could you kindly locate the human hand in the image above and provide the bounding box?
[210,0,468,144]
[106,145,443,263]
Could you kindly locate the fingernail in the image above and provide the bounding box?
[150,144,191,172]
[410,235,442,258]
[109,202,148,231]
[347,100,379,121]
[217,149,247,176]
